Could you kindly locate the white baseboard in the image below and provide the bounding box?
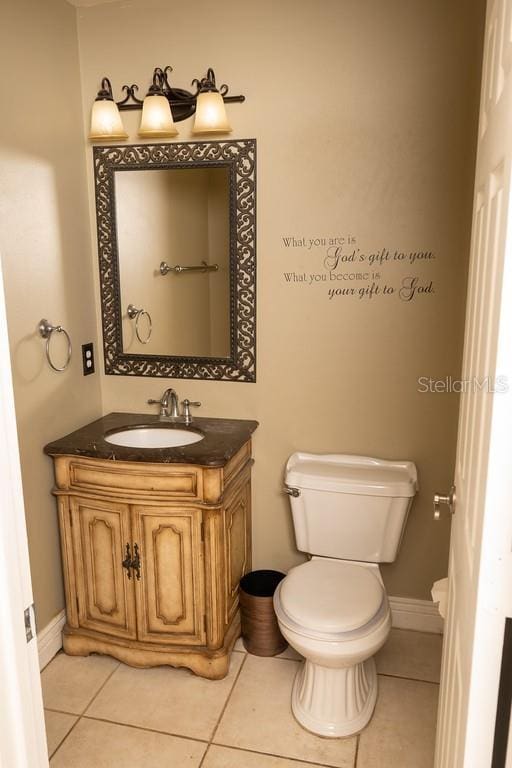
[37,610,65,670]
[389,596,444,634]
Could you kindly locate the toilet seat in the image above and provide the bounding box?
[276,560,387,642]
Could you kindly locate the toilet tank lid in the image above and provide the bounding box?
[285,453,418,497]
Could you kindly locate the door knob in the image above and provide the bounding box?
[433,485,456,520]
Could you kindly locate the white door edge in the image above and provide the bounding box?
[0,253,49,767]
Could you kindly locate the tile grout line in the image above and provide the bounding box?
[354,733,360,768]
[198,652,248,768]
[211,740,349,768]
[81,661,123,715]
[80,713,210,744]
[45,707,83,717]
[47,660,121,761]
[377,671,440,686]
[210,652,249,740]
[46,712,81,761]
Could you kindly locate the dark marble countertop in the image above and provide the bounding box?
[44,412,259,467]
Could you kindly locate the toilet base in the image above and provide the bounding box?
[291,656,378,738]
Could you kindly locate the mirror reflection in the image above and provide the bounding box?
[117,167,231,358]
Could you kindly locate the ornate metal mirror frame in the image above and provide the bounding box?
[93,139,256,381]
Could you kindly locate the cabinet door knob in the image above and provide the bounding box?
[122,543,132,578]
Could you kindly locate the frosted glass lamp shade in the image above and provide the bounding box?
[138,94,178,138]
[192,91,232,134]
[89,100,128,141]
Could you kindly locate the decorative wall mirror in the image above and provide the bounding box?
[94,139,256,381]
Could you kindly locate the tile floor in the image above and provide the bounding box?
[42,628,442,767]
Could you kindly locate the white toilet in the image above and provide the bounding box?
[273,452,417,738]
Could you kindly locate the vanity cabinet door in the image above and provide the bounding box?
[70,497,137,640]
[132,507,206,646]
[223,478,251,627]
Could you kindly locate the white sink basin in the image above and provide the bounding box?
[104,427,204,449]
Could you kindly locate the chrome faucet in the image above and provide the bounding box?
[147,388,201,423]
[148,387,180,419]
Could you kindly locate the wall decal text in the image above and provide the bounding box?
[281,235,436,302]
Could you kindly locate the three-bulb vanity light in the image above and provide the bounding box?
[88,66,245,141]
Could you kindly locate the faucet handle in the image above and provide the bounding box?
[147,397,166,417]
[181,399,201,424]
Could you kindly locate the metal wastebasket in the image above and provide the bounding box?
[239,570,287,656]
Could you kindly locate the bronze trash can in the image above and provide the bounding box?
[239,570,287,656]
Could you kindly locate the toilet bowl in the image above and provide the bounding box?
[278,452,417,737]
[274,558,391,737]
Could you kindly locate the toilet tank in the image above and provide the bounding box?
[285,453,418,563]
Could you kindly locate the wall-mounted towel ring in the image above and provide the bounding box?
[38,319,72,372]
[127,304,152,344]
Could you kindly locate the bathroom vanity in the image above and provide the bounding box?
[44,413,258,679]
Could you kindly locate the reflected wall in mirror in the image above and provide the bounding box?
[117,167,230,357]
[94,139,256,381]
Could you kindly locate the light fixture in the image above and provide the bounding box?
[88,67,244,142]
[88,78,128,141]
[138,71,178,138]
[191,69,232,135]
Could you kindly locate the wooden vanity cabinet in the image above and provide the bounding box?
[52,442,253,679]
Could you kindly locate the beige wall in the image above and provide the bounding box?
[0,0,102,628]
[76,0,485,600]
[0,0,486,636]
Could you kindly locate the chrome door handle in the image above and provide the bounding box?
[433,485,456,520]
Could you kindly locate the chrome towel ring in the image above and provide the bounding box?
[127,304,153,344]
[38,319,72,372]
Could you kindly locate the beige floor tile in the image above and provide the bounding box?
[376,629,443,683]
[357,675,438,768]
[203,744,333,767]
[86,652,244,740]
[233,638,247,653]
[50,718,206,767]
[41,653,119,714]
[44,710,78,757]
[276,644,303,661]
[214,656,356,768]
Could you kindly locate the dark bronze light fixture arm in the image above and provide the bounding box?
[102,65,245,122]
[116,84,144,110]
